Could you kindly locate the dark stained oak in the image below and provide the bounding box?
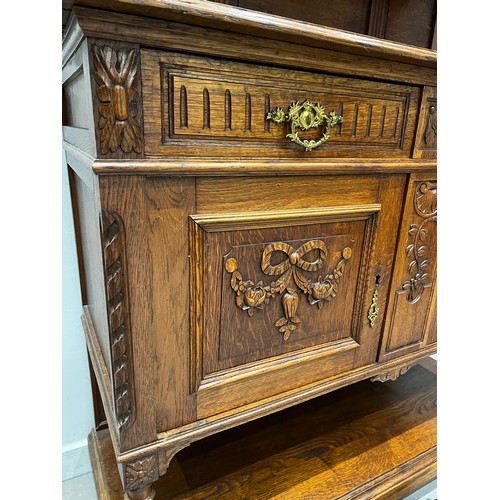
[63,1,437,497]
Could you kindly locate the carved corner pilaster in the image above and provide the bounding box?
[101,209,135,433]
[91,41,144,158]
[371,363,416,383]
[125,453,159,500]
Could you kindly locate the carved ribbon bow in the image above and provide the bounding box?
[225,239,352,341]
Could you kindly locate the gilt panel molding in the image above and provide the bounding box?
[397,181,437,304]
[225,241,352,341]
[92,44,143,157]
[101,209,135,430]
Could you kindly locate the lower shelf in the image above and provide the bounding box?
[89,358,437,499]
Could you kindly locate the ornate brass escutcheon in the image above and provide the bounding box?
[368,289,379,327]
[267,100,343,151]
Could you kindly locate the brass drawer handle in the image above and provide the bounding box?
[267,100,343,151]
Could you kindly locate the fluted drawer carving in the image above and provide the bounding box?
[142,50,420,158]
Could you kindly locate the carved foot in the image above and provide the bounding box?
[126,484,155,500]
[371,363,415,383]
[124,454,158,500]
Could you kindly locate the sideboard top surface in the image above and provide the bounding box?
[62,0,436,69]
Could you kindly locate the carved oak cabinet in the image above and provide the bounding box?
[62,1,437,497]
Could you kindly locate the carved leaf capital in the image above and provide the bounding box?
[93,44,143,156]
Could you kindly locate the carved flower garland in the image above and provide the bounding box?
[225,240,352,341]
[93,45,143,155]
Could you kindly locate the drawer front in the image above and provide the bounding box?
[142,50,421,158]
[189,175,406,418]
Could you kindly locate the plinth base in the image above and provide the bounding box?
[89,358,436,499]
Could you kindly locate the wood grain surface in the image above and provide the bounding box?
[63,3,438,497]
[141,49,420,159]
[89,358,437,499]
[70,7,436,87]
[63,0,437,67]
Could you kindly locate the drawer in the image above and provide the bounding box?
[141,50,421,159]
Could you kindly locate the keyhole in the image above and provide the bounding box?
[375,273,381,286]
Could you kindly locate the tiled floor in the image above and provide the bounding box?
[62,471,436,499]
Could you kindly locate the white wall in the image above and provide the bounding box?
[62,150,95,480]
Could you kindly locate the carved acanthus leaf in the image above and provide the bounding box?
[398,182,437,304]
[93,45,143,155]
[371,364,415,383]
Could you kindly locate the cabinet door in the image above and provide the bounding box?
[378,174,437,361]
[189,174,406,418]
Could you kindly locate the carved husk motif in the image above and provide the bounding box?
[101,210,135,430]
[397,181,437,304]
[93,45,143,155]
[225,240,352,341]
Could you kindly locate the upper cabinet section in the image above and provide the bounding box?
[62,1,436,162]
[208,0,437,50]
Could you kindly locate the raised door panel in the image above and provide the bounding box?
[378,175,437,361]
[189,174,406,418]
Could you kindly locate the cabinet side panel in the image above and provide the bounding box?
[143,177,198,432]
[70,166,112,375]
[99,175,157,450]
[62,40,97,156]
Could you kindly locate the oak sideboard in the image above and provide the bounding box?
[62,1,437,497]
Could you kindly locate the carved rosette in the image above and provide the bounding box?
[93,44,143,156]
[125,454,159,493]
[397,182,437,304]
[225,240,352,341]
[101,210,134,430]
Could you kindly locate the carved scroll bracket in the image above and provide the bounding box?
[225,240,352,341]
[371,363,415,382]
